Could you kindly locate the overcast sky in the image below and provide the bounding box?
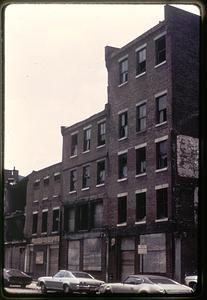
[4,3,200,176]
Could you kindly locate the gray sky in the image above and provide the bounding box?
[4,3,200,176]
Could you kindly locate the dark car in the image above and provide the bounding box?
[3,268,33,288]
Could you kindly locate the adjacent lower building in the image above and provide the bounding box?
[24,163,62,278]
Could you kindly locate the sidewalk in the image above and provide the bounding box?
[27,281,40,290]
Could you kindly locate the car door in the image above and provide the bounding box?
[49,271,65,290]
[112,277,137,293]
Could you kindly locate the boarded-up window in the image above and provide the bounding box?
[91,202,103,228]
[140,233,166,273]
[121,238,135,281]
[67,208,75,232]
[83,238,101,271]
[49,247,59,275]
[68,241,80,271]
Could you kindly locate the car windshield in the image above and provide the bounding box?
[149,277,179,285]
[7,269,25,276]
[72,272,93,279]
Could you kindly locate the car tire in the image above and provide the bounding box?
[63,284,71,294]
[189,282,197,291]
[40,282,47,294]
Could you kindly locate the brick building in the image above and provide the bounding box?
[59,5,199,283]
[4,168,28,271]
[24,163,62,278]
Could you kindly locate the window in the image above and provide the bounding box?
[41,210,48,233]
[136,48,146,75]
[156,140,167,169]
[78,204,88,230]
[136,147,146,175]
[71,133,78,157]
[119,111,128,139]
[97,160,105,185]
[91,202,103,228]
[52,208,59,232]
[43,176,49,186]
[70,169,77,192]
[32,213,38,234]
[97,122,106,146]
[66,207,75,232]
[82,165,90,188]
[118,196,127,224]
[54,172,61,182]
[156,94,167,124]
[118,152,127,179]
[33,179,40,189]
[136,192,146,222]
[136,103,146,132]
[119,58,128,84]
[155,35,166,65]
[83,128,91,152]
[156,188,168,219]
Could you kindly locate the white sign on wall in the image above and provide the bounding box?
[138,244,147,254]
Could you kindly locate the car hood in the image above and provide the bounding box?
[157,284,193,294]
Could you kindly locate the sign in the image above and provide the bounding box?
[138,244,147,254]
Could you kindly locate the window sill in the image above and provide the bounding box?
[32,233,37,236]
[118,81,128,87]
[51,231,59,234]
[97,144,105,149]
[136,129,147,135]
[41,232,47,235]
[154,60,166,69]
[155,167,168,173]
[33,200,39,203]
[155,218,168,223]
[42,197,48,201]
[81,187,90,191]
[135,71,146,78]
[135,220,146,225]
[83,150,90,154]
[118,136,128,141]
[69,190,76,194]
[155,121,167,127]
[117,178,127,182]
[117,222,127,227]
[70,154,77,159]
[96,183,105,188]
[135,173,146,178]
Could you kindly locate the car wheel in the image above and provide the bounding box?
[40,282,47,294]
[63,284,71,294]
[189,282,197,291]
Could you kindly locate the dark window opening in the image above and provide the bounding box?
[32,213,38,234]
[136,147,146,174]
[156,94,167,124]
[54,172,61,182]
[71,133,78,156]
[136,104,146,132]
[78,204,88,231]
[118,196,127,224]
[136,193,146,222]
[83,128,91,152]
[97,160,105,185]
[65,207,75,233]
[156,140,167,169]
[119,58,128,84]
[136,48,146,75]
[118,153,127,179]
[43,177,49,186]
[82,165,90,188]
[98,122,106,146]
[91,202,103,228]
[33,180,40,189]
[156,188,168,219]
[70,169,77,191]
[41,211,48,233]
[52,209,59,232]
[119,112,128,139]
[155,35,166,65]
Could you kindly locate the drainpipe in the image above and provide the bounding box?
[105,235,109,283]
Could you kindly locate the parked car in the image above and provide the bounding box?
[185,275,197,291]
[99,274,193,295]
[37,270,104,294]
[3,268,33,288]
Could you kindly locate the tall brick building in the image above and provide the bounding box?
[59,5,199,283]
[22,5,199,282]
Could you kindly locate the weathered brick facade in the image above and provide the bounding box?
[19,5,199,283]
